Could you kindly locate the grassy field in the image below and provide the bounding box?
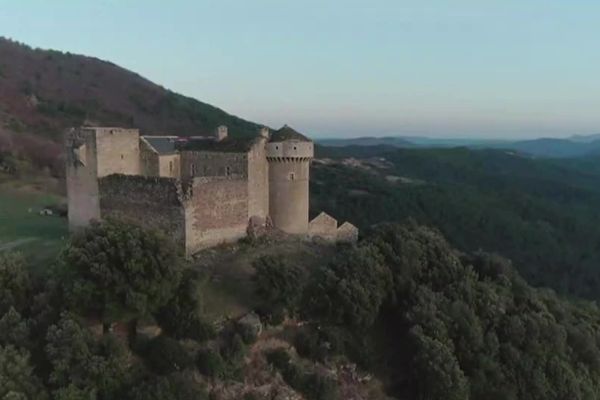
[0,178,68,269]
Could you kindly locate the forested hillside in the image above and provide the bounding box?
[5,219,600,400]
[311,146,600,301]
[0,37,261,175]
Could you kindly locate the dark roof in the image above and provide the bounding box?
[143,136,178,155]
[176,136,256,153]
[269,125,311,143]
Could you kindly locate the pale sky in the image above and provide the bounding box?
[1,0,600,138]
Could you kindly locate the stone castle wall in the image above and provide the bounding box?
[247,138,269,220]
[158,154,180,178]
[308,212,338,241]
[184,175,249,254]
[94,128,140,177]
[180,151,247,180]
[140,137,159,176]
[67,126,356,255]
[308,212,359,243]
[66,129,101,229]
[337,222,359,243]
[98,174,187,251]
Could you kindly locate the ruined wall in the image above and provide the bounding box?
[247,138,269,220]
[337,222,359,243]
[184,176,248,254]
[158,154,180,178]
[140,137,159,177]
[308,212,338,241]
[98,175,187,251]
[180,151,247,180]
[66,128,100,230]
[95,128,140,177]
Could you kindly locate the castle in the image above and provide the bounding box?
[65,125,358,255]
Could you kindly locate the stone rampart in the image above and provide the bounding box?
[98,174,187,251]
[184,175,249,254]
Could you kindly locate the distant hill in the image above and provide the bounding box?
[504,138,600,158]
[317,135,600,158]
[0,37,261,141]
[0,37,265,176]
[317,136,414,148]
[569,133,600,143]
[312,146,600,300]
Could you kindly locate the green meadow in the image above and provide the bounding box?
[0,182,68,269]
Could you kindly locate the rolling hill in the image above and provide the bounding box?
[312,146,600,301]
[0,37,264,175]
[317,135,600,158]
[0,37,261,139]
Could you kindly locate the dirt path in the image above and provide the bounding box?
[0,237,36,252]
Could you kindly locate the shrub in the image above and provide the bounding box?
[145,336,194,375]
[196,348,226,379]
[128,373,208,400]
[61,219,182,331]
[266,348,339,400]
[253,256,306,315]
[0,252,32,315]
[303,372,339,400]
[256,304,286,326]
[294,327,327,362]
[155,270,215,342]
[265,348,291,370]
[221,333,246,364]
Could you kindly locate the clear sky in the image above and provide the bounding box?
[1,0,599,138]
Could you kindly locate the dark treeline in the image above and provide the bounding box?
[311,146,600,300]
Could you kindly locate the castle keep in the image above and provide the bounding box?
[66,125,357,255]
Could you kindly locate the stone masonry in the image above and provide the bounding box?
[66,125,358,255]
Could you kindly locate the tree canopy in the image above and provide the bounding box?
[61,219,182,322]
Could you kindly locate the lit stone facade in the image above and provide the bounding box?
[66,125,357,255]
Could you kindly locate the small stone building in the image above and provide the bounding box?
[66,125,357,255]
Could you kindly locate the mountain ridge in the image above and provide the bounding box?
[317,134,600,158]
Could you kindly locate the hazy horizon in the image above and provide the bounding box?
[2,0,599,139]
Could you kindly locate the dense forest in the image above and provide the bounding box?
[311,146,600,301]
[282,222,600,399]
[5,218,600,399]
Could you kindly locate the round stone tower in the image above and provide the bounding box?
[266,125,314,234]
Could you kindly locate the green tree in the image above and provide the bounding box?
[302,245,390,328]
[61,219,182,334]
[410,327,469,400]
[155,270,215,342]
[253,256,306,315]
[0,307,29,348]
[144,336,194,375]
[0,252,31,315]
[128,373,207,400]
[45,313,129,397]
[0,345,47,400]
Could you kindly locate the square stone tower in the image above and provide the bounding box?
[65,127,140,230]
